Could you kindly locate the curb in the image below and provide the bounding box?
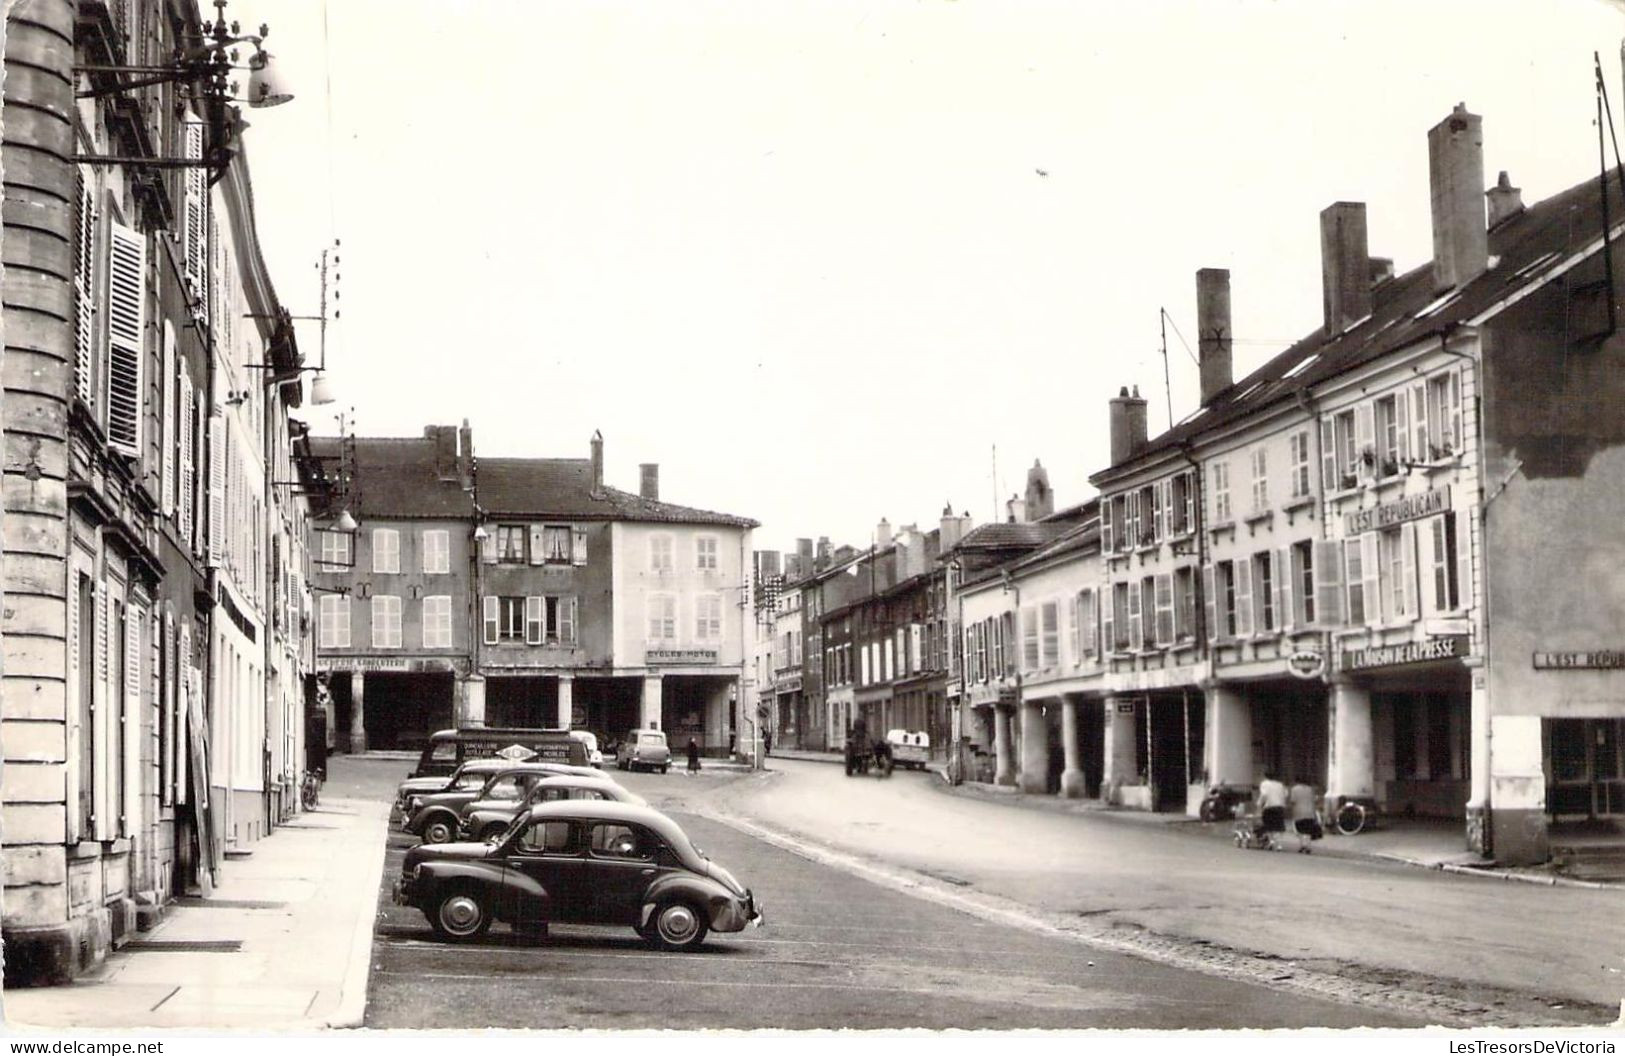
[324,800,390,1029]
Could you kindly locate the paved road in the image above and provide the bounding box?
[706,759,1624,1025]
[361,774,1421,1029]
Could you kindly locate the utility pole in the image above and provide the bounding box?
[1160,308,1174,433]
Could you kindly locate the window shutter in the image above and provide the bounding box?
[1197,567,1213,642]
[337,596,352,649]
[179,375,195,547]
[1456,510,1473,614]
[162,607,175,805]
[73,171,97,408]
[571,527,588,565]
[93,582,109,840]
[562,596,577,644]
[159,326,175,514]
[483,595,499,645]
[1154,573,1173,645]
[1355,403,1375,480]
[1319,418,1336,491]
[207,416,226,567]
[1411,382,1429,460]
[1234,559,1254,637]
[123,604,142,837]
[1276,546,1293,632]
[177,622,192,805]
[183,118,207,313]
[1449,369,1463,453]
[1101,497,1114,553]
[1360,534,1381,624]
[105,219,146,457]
[1127,583,1142,651]
[1394,390,1411,464]
[1082,591,1098,659]
[1101,595,1115,657]
[1399,522,1419,620]
[525,596,543,645]
[65,575,82,842]
[528,525,546,566]
[479,530,497,565]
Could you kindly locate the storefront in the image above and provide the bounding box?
[1343,635,1471,819]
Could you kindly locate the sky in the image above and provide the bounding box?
[241,0,1625,554]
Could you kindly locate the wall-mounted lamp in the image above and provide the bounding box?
[472,524,490,542]
[332,509,359,533]
[73,0,294,182]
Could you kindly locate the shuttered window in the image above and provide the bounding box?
[106,220,146,457]
[696,594,722,640]
[207,416,226,567]
[422,596,453,648]
[371,528,400,574]
[421,530,450,574]
[372,595,402,649]
[319,594,350,649]
[1040,601,1060,666]
[183,118,207,314]
[73,171,98,408]
[160,323,176,515]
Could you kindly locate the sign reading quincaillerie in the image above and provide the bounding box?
[1343,486,1451,535]
[647,649,718,665]
[1533,651,1625,670]
[1342,634,1469,672]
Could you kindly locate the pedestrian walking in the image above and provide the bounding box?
[686,737,701,774]
[1289,776,1323,853]
[764,729,772,757]
[1255,770,1289,850]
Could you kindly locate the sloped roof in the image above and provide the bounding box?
[310,437,758,527]
[1092,172,1613,484]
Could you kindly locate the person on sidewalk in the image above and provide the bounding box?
[1255,771,1289,850]
[686,737,702,774]
[1289,776,1323,853]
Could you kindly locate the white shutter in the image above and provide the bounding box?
[177,623,192,804]
[207,416,226,567]
[1456,510,1473,615]
[571,527,588,565]
[1411,382,1429,461]
[1102,589,1116,654]
[1320,418,1336,491]
[1235,558,1254,637]
[1355,403,1376,481]
[1101,497,1114,554]
[93,582,109,839]
[1276,546,1292,632]
[1361,534,1381,624]
[1154,573,1173,645]
[1395,390,1411,464]
[183,118,207,313]
[160,323,175,515]
[65,575,82,842]
[73,171,96,408]
[528,525,546,566]
[1399,522,1419,620]
[105,220,145,457]
[163,607,176,805]
[123,604,142,837]
[1203,567,1217,641]
[1314,540,1343,625]
[482,595,499,645]
[179,374,195,547]
[1127,581,1142,651]
[562,596,577,644]
[479,530,497,565]
[526,596,543,644]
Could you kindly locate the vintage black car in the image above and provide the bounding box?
[404,762,609,844]
[394,801,763,951]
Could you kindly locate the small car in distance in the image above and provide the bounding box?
[570,730,604,768]
[459,774,646,842]
[394,801,763,951]
[616,729,672,773]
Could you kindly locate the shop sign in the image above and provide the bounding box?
[998,688,1019,706]
[1343,486,1450,535]
[1286,650,1326,680]
[1115,701,1134,714]
[1533,650,1625,670]
[317,656,451,673]
[494,744,538,761]
[647,648,718,666]
[1342,634,1468,672]
[777,677,803,695]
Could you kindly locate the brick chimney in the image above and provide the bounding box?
[1024,460,1053,520]
[426,424,457,482]
[1486,170,1523,229]
[1197,268,1232,404]
[456,419,474,491]
[1320,202,1372,336]
[1428,103,1488,293]
[639,463,659,500]
[1108,386,1149,465]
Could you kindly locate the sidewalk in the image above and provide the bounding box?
[2,796,389,1031]
[932,776,1622,889]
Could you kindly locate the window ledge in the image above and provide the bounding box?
[1208,521,1236,538]
[1243,511,1274,535]
[1282,496,1315,514]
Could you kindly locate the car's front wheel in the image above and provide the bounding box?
[646,899,709,952]
[431,887,491,942]
[421,817,455,845]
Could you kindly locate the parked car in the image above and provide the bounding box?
[394,759,513,823]
[616,729,672,773]
[459,774,646,842]
[406,727,589,780]
[569,730,604,768]
[394,801,763,950]
[405,762,610,844]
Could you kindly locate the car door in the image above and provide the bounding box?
[579,821,662,925]
[501,819,592,926]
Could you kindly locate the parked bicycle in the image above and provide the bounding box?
[1324,796,1377,836]
[301,768,324,811]
[1198,783,1253,822]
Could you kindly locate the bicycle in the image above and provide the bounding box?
[301,769,324,811]
[1322,796,1377,836]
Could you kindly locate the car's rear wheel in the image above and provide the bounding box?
[431,887,491,942]
[647,899,709,952]
[421,817,455,845]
